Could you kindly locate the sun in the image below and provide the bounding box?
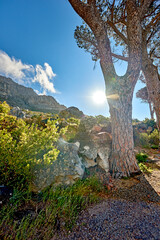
[92,90,106,104]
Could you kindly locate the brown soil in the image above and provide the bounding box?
[110,148,160,203]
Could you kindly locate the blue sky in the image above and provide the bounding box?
[0,0,150,120]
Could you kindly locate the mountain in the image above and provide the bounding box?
[0,75,66,113]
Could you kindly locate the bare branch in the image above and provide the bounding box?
[107,20,128,45]
[152,54,160,59]
[149,47,156,57]
[147,27,158,43]
[144,4,160,18]
[145,12,160,32]
[111,0,116,22]
[140,0,154,19]
[111,53,129,61]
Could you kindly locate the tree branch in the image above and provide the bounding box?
[149,47,156,58]
[147,28,157,43]
[145,12,160,33]
[111,53,129,61]
[140,0,154,19]
[111,0,116,22]
[107,20,128,45]
[68,0,90,20]
[87,0,96,5]
[144,4,160,18]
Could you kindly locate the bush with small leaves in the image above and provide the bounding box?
[0,102,61,190]
[136,153,148,163]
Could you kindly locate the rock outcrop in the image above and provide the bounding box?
[59,106,85,119]
[32,116,112,191]
[33,139,85,191]
[0,75,66,113]
[75,116,112,174]
[10,107,26,118]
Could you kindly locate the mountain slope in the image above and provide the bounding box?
[0,75,66,113]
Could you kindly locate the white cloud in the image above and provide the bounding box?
[33,64,56,93]
[44,63,56,79]
[0,50,57,94]
[0,50,33,82]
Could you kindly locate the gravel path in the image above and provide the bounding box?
[55,199,160,240]
[53,150,160,240]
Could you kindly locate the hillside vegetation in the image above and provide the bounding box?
[0,101,159,239]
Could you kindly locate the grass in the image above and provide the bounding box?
[138,163,153,174]
[0,176,108,240]
[135,152,153,174]
[136,152,148,163]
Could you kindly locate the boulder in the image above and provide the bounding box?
[32,116,112,192]
[32,139,84,191]
[74,116,112,174]
[10,107,26,118]
[59,106,85,119]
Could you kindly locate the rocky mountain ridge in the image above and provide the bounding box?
[0,75,66,113]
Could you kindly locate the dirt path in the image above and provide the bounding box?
[55,199,160,240]
[53,149,160,240]
[144,150,160,196]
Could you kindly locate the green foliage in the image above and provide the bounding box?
[135,129,159,148]
[136,153,148,163]
[25,114,45,128]
[149,129,159,146]
[132,118,141,125]
[143,118,156,129]
[0,177,107,240]
[95,115,110,125]
[0,101,10,114]
[138,163,152,174]
[53,117,80,142]
[151,144,159,149]
[133,118,159,148]
[139,133,150,148]
[0,102,60,190]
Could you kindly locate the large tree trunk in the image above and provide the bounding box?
[142,63,160,131]
[148,101,154,120]
[107,80,139,177]
[142,36,160,131]
[68,0,142,177]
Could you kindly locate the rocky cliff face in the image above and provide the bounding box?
[0,75,66,113]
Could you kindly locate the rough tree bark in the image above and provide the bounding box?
[149,101,154,120]
[142,33,160,131]
[68,0,144,177]
[107,78,139,177]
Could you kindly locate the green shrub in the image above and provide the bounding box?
[149,129,159,146]
[136,152,148,163]
[95,115,110,125]
[133,118,159,148]
[139,133,150,148]
[63,117,80,142]
[0,102,61,190]
[151,144,159,149]
[0,101,10,114]
[143,118,156,129]
[138,163,152,174]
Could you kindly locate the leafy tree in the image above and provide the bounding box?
[139,0,160,131]
[136,86,155,119]
[68,0,155,177]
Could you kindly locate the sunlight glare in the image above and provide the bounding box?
[92,90,106,104]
